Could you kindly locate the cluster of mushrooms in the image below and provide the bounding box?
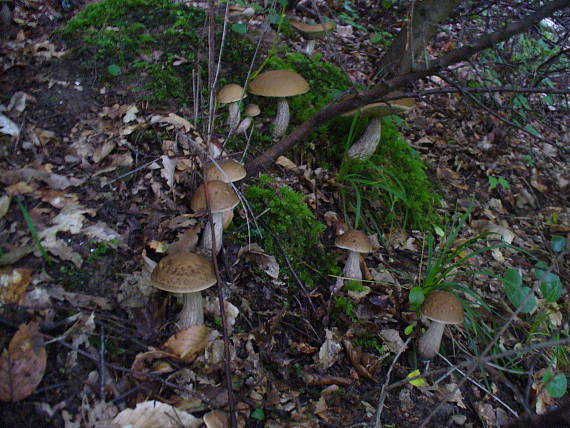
[334,228,465,360]
[150,160,246,330]
[218,69,310,138]
[147,17,459,361]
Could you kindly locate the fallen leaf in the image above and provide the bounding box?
[112,400,202,428]
[149,113,193,132]
[163,325,209,362]
[204,297,239,335]
[161,155,177,189]
[379,329,406,353]
[0,113,20,137]
[92,141,116,163]
[0,194,11,218]
[0,321,47,401]
[237,243,280,279]
[0,267,32,305]
[123,105,139,123]
[317,329,342,370]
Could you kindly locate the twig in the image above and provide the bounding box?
[436,352,519,418]
[99,323,105,401]
[202,178,237,428]
[102,158,159,187]
[374,338,411,428]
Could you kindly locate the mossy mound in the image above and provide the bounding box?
[64,0,257,103]
[237,175,340,288]
[339,118,440,230]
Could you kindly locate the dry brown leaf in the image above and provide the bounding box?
[0,193,11,218]
[317,329,342,370]
[237,243,280,279]
[163,325,210,362]
[0,267,32,305]
[0,321,47,401]
[379,329,406,353]
[131,349,176,380]
[112,400,202,428]
[92,141,116,163]
[203,410,229,428]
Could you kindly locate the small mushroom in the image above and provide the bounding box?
[217,83,247,130]
[341,98,415,160]
[290,21,336,55]
[248,70,310,138]
[334,230,372,291]
[204,159,246,231]
[228,5,255,19]
[417,290,464,360]
[204,410,229,428]
[191,180,239,254]
[151,253,216,329]
[236,103,261,134]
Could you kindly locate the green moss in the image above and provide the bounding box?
[333,295,357,322]
[238,176,340,288]
[339,118,440,230]
[63,0,257,104]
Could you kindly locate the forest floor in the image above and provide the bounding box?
[0,1,569,427]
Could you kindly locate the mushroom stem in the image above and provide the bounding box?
[178,292,204,328]
[227,102,241,130]
[236,116,252,134]
[201,211,224,254]
[304,39,316,55]
[343,250,362,282]
[417,320,445,360]
[347,117,382,160]
[272,99,290,138]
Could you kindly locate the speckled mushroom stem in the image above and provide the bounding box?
[273,99,290,138]
[417,320,445,360]
[201,211,224,254]
[304,39,316,55]
[178,291,204,328]
[347,117,382,160]
[236,116,252,134]
[227,102,241,130]
[343,250,362,281]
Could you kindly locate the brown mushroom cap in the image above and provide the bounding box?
[290,21,336,39]
[248,70,310,98]
[421,290,464,324]
[341,98,415,118]
[204,160,247,183]
[244,103,261,117]
[217,83,246,104]
[151,253,216,293]
[335,230,372,253]
[190,180,239,214]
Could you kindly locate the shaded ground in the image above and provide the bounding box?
[0,1,568,427]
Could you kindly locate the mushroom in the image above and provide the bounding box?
[334,230,372,291]
[228,5,255,19]
[191,180,239,254]
[203,410,229,428]
[290,21,336,55]
[236,103,260,134]
[217,83,247,130]
[151,252,216,329]
[417,290,464,360]
[204,159,247,183]
[341,98,415,160]
[248,70,310,138]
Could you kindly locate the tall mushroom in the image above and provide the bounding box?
[417,290,464,359]
[191,180,239,254]
[334,229,372,292]
[341,98,415,160]
[217,83,247,131]
[204,159,246,230]
[248,70,310,138]
[290,21,336,55]
[151,252,216,329]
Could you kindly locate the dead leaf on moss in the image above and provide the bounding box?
[0,321,47,401]
[317,329,342,370]
[112,400,202,428]
[237,243,280,279]
[0,266,32,305]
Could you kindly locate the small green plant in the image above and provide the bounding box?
[333,295,357,322]
[16,197,52,266]
[87,240,117,264]
[488,175,510,191]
